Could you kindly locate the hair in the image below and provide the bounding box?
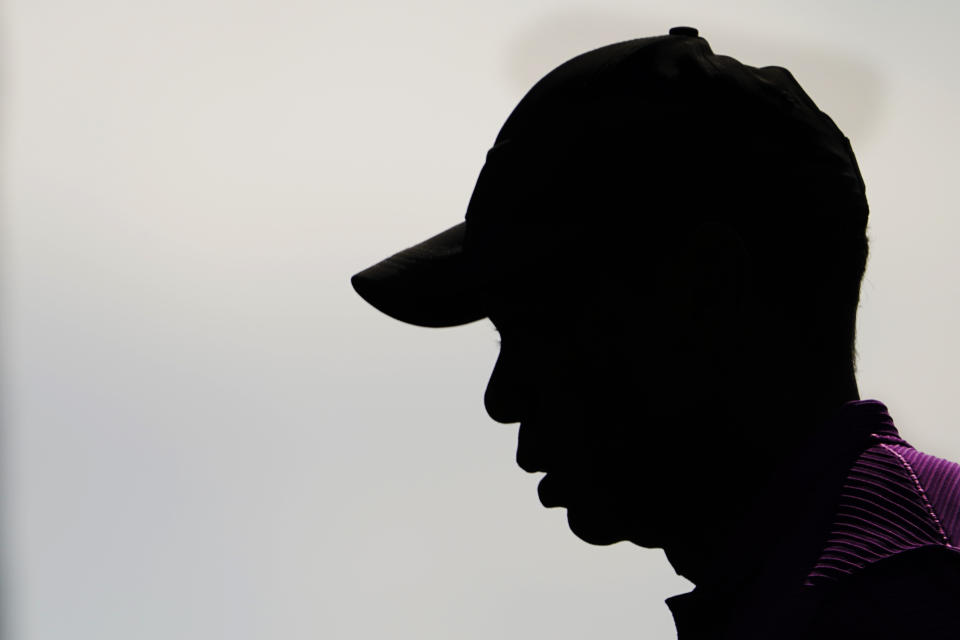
[733,185,870,378]
[706,112,870,379]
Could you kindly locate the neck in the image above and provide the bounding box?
[657,373,861,587]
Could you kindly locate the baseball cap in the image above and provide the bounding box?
[350,26,867,328]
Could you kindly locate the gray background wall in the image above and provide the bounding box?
[4,1,959,638]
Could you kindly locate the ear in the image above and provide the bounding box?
[655,220,753,351]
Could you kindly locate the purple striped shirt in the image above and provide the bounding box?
[805,421,960,585]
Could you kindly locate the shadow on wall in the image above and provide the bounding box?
[500,9,884,147]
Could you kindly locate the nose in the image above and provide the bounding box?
[483,352,527,424]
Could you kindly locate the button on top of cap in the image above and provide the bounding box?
[669,26,699,37]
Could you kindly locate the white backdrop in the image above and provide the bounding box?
[3,1,959,638]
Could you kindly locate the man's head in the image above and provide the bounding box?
[351,27,869,548]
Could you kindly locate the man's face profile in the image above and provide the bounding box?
[481,264,686,548]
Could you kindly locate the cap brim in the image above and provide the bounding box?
[350,222,490,328]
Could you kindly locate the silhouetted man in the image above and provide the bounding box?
[350,27,960,639]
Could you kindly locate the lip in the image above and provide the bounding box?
[518,457,550,474]
[518,419,560,471]
[516,422,547,473]
[537,473,567,508]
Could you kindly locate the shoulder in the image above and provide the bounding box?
[807,545,960,639]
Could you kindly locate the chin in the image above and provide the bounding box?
[565,505,666,549]
[566,507,629,546]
